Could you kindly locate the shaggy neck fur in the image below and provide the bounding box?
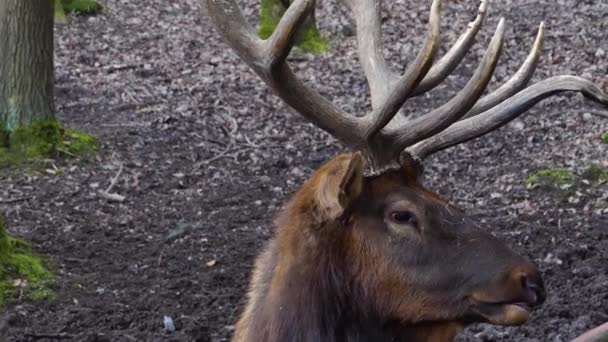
[232,199,463,342]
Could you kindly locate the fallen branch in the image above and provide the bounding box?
[191,142,243,172]
[0,196,32,204]
[156,222,202,266]
[98,163,125,202]
[105,163,123,193]
[581,109,608,119]
[24,332,74,340]
[97,190,126,203]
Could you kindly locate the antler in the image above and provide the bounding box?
[205,0,608,176]
[408,75,608,158]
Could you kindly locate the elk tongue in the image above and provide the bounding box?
[472,302,531,326]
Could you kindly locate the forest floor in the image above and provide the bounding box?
[1,0,607,341]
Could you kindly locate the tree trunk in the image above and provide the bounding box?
[0,0,55,134]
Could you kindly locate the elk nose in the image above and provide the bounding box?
[517,271,546,307]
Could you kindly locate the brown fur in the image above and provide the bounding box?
[232,153,542,342]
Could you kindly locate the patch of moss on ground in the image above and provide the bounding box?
[582,164,608,186]
[0,120,97,169]
[258,0,283,40]
[602,130,608,144]
[257,0,328,54]
[527,168,575,191]
[0,214,54,305]
[61,0,103,15]
[298,23,329,55]
[63,128,97,157]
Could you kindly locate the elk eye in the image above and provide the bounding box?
[390,211,418,227]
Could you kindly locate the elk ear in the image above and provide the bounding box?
[316,153,365,221]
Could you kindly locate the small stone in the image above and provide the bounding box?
[490,192,502,199]
[543,253,563,265]
[509,120,525,130]
[163,316,176,333]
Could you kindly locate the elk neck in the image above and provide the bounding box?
[233,182,463,342]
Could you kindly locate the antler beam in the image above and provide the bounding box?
[206,0,608,176]
[408,75,608,159]
[389,18,506,153]
[206,0,362,146]
[462,23,545,119]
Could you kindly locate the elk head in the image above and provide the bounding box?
[204,0,608,341]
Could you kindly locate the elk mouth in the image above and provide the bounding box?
[469,299,535,326]
[467,271,545,326]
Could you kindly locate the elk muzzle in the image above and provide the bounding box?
[468,260,545,325]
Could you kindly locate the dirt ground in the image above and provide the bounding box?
[1,0,607,341]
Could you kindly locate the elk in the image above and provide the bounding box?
[204,0,608,341]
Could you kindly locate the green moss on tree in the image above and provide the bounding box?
[0,120,97,168]
[258,0,328,54]
[602,131,608,144]
[0,213,54,305]
[0,129,8,147]
[61,0,103,15]
[54,0,67,23]
[10,120,63,157]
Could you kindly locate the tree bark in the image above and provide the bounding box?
[0,0,55,133]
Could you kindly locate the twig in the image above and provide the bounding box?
[121,334,137,341]
[0,196,31,204]
[63,257,88,263]
[157,223,201,265]
[102,63,144,73]
[24,332,74,340]
[97,191,126,203]
[199,150,235,165]
[157,248,165,266]
[56,148,78,158]
[100,123,147,128]
[581,110,608,119]
[105,163,123,193]
[191,142,236,172]
[98,163,126,202]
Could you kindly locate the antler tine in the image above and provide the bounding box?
[342,0,396,109]
[462,22,545,119]
[266,0,316,68]
[342,0,442,114]
[412,0,489,96]
[407,75,608,159]
[205,0,362,147]
[361,0,442,140]
[388,18,506,152]
[204,0,260,63]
